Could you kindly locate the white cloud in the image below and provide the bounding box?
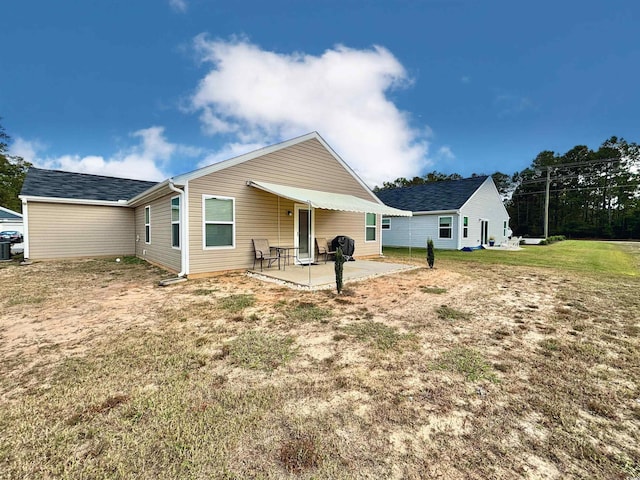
[169,0,187,13]
[10,137,44,163]
[190,37,430,187]
[10,126,199,182]
[437,146,455,161]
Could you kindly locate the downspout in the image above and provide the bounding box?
[409,214,412,261]
[168,181,187,277]
[457,210,462,250]
[307,200,312,287]
[20,198,29,260]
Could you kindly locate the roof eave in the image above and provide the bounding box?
[172,133,321,184]
[411,209,459,215]
[127,179,173,206]
[19,195,130,207]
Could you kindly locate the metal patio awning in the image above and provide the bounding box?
[247,180,412,217]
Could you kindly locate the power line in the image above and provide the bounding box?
[511,183,640,197]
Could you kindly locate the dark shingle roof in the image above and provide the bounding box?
[376,176,488,212]
[20,168,159,202]
[0,208,22,219]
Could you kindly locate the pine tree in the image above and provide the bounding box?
[427,238,435,269]
[334,247,345,293]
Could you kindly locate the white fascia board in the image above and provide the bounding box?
[460,176,510,217]
[172,132,320,184]
[410,209,459,216]
[18,195,130,207]
[311,133,383,204]
[126,179,171,206]
[0,206,23,218]
[458,177,487,211]
[171,131,383,204]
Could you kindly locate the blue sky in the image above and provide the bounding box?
[2,0,639,187]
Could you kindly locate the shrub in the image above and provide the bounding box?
[334,247,345,294]
[426,238,435,269]
[547,235,566,243]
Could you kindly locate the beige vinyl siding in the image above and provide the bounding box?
[26,202,134,259]
[188,138,381,274]
[134,193,181,273]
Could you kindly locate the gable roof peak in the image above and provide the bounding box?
[375,175,490,212]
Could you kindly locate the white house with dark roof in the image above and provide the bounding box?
[375,176,510,250]
[0,206,24,233]
[19,132,411,276]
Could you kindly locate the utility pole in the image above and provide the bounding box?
[543,167,550,239]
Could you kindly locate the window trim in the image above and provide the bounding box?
[144,205,151,244]
[438,215,453,239]
[381,217,391,230]
[463,216,469,239]
[171,195,180,250]
[202,194,236,250]
[365,212,377,242]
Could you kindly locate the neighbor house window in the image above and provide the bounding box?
[463,216,469,238]
[439,216,452,239]
[503,220,507,237]
[203,195,235,248]
[171,196,180,249]
[144,206,151,244]
[365,213,376,241]
[382,218,391,230]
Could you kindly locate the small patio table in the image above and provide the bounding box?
[272,246,298,270]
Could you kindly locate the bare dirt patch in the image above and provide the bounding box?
[0,255,638,479]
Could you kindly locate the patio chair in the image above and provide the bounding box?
[252,239,280,271]
[315,237,336,263]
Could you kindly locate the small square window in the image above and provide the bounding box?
[171,196,180,248]
[365,213,376,241]
[203,196,235,248]
[144,206,151,244]
[439,216,452,239]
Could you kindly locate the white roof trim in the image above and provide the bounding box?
[127,179,171,206]
[172,133,319,184]
[410,209,459,216]
[248,180,412,217]
[459,176,510,218]
[0,206,23,218]
[18,195,130,207]
[171,132,382,204]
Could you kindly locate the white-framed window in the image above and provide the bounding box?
[503,220,507,237]
[171,196,180,249]
[463,216,469,238]
[203,195,235,249]
[365,213,376,241]
[382,218,391,230]
[439,216,453,239]
[144,205,151,244]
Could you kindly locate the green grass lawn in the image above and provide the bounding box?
[383,240,639,277]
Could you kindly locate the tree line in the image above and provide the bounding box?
[376,136,640,239]
[1,117,639,239]
[508,137,640,238]
[0,120,31,213]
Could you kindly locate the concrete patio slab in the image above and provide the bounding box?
[248,259,417,290]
